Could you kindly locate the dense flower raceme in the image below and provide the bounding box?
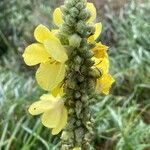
[22,0,115,139]
[28,94,67,135]
[53,3,115,95]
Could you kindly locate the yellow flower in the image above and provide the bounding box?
[28,94,68,135]
[53,3,97,26]
[97,74,115,95]
[22,24,68,91]
[88,22,102,43]
[92,42,108,59]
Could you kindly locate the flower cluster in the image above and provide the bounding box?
[22,0,115,149]
[23,24,68,134]
[91,29,115,95]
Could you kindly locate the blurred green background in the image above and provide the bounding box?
[0,0,150,149]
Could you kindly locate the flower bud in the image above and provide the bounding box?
[66,89,75,98]
[76,101,82,108]
[88,43,96,49]
[74,56,82,64]
[85,58,95,67]
[87,79,96,93]
[74,64,80,72]
[57,33,69,45]
[85,25,95,37]
[75,128,84,143]
[61,5,68,15]
[61,145,70,150]
[68,100,74,106]
[81,95,89,102]
[75,91,81,99]
[84,50,94,58]
[84,133,93,142]
[78,75,84,82]
[61,131,73,141]
[69,108,75,115]
[60,23,73,35]
[75,101,82,118]
[79,9,89,21]
[65,1,74,8]
[69,34,81,48]
[67,118,76,129]
[76,120,82,126]
[80,65,88,74]
[74,0,81,3]
[76,2,86,10]
[66,80,76,89]
[69,7,79,17]
[85,9,91,21]
[76,21,86,35]
[65,15,76,26]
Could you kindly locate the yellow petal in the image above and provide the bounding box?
[92,42,108,58]
[98,58,109,74]
[96,57,109,74]
[94,23,102,40]
[88,35,95,43]
[22,43,50,66]
[52,106,68,135]
[53,7,64,26]
[28,99,55,115]
[87,3,96,23]
[88,23,102,43]
[51,83,64,97]
[34,24,59,43]
[41,106,62,128]
[44,39,68,63]
[97,74,115,95]
[36,62,65,91]
[40,94,58,102]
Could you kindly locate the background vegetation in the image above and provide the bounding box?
[0,0,150,149]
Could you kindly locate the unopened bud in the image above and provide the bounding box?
[69,7,79,17]
[60,23,73,34]
[84,50,94,58]
[81,95,89,102]
[76,21,86,35]
[65,15,76,25]
[75,91,81,99]
[76,2,86,10]
[79,9,89,21]
[75,128,84,143]
[61,5,68,15]
[69,34,81,48]
[74,56,82,64]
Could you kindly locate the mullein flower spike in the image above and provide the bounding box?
[23,0,115,149]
